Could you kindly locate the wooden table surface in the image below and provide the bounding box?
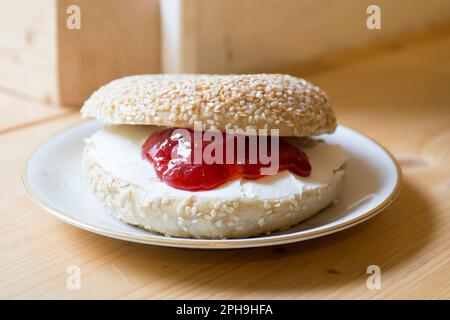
[1,30,449,300]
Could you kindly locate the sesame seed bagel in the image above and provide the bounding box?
[81,74,336,137]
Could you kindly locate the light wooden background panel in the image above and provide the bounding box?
[0,29,449,299]
[0,0,57,102]
[162,0,450,73]
[0,0,160,105]
[57,0,161,105]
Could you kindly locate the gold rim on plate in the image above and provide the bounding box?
[22,122,403,249]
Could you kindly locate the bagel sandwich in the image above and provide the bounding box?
[81,74,346,239]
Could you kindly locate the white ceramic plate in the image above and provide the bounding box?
[23,121,401,249]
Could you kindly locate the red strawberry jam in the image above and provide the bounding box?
[142,128,311,191]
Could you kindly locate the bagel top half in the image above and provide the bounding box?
[80,74,336,137]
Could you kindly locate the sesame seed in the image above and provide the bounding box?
[215,220,223,228]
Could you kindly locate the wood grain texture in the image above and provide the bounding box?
[0,0,58,102]
[0,0,160,106]
[162,0,450,73]
[0,29,449,299]
[56,0,160,106]
[0,89,75,134]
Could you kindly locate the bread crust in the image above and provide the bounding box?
[82,145,345,239]
[81,74,336,137]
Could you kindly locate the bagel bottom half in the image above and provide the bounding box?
[82,126,346,239]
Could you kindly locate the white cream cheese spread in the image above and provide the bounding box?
[85,125,346,200]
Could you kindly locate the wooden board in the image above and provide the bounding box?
[0,0,160,106]
[0,90,75,133]
[162,0,450,73]
[56,0,160,106]
[0,29,449,299]
[0,0,57,102]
